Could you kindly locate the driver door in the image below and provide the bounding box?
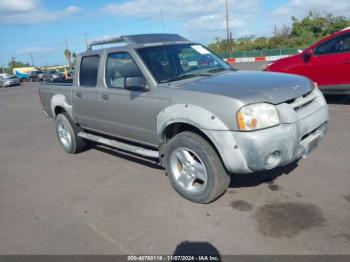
[99,51,158,145]
[310,32,350,86]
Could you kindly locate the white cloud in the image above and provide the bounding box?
[272,0,350,22]
[0,0,82,24]
[64,5,81,15]
[18,46,54,55]
[100,0,260,42]
[0,0,39,14]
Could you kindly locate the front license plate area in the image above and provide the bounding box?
[301,132,321,157]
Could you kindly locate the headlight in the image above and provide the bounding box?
[237,103,280,131]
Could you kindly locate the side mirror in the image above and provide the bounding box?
[304,48,314,59]
[124,76,148,91]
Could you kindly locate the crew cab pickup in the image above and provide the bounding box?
[39,34,329,203]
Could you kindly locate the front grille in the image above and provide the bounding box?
[287,90,317,111]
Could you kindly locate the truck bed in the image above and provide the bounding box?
[38,81,73,118]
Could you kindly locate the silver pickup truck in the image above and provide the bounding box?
[39,34,329,203]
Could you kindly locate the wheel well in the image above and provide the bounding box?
[161,122,222,163]
[54,106,66,117]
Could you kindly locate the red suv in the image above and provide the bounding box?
[264,28,350,95]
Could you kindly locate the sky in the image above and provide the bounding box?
[0,0,350,66]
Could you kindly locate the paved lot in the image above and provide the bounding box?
[233,61,267,71]
[0,80,350,255]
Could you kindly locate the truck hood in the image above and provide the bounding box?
[172,71,313,104]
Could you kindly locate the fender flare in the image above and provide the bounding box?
[157,104,250,173]
[157,104,229,137]
[50,94,74,120]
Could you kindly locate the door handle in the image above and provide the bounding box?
[342,59,350,64]
[101,94,109,100]
[75,92,82,98]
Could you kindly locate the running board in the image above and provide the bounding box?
[78,132,159,158]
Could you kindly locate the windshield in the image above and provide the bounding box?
[137,44,231,83]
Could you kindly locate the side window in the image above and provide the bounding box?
[79,55,99,87]
[138,47,174,82]
[105,52,143,89]
[315,33,350,56]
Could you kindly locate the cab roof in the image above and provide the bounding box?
[87,33,192,51]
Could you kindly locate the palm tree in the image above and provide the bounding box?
[64,49,72,68]
[72,52,77,68]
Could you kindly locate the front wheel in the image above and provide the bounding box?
[164,131,231,203]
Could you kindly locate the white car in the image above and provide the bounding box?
[0,74,21,87]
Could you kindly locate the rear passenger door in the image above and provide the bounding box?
[73,54,103,132]
[99,51,158,146]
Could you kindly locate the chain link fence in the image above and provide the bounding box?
[216,48,302,58]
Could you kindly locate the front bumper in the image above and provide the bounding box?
[233,106,328,173]
[209,89,329,174]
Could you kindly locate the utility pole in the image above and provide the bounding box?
[11,57,16,68]
[29,52,34,66]
[225,0,232,57]
[84,33,89,49]
[274,25,277,36]
[1,61,4,73]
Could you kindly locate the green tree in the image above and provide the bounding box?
[72,52,77,67]
[7,60,30,74]
[207,12,350,55]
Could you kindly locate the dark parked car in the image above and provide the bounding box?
[264,28,350,95]
[28,70,44,82]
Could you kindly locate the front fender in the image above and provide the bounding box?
[157,104,250,173]
[157,104,229,137]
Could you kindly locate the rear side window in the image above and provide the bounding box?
[79,55,99,87]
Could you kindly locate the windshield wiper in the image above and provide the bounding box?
[207,67,236,73]
[160,73,211,83]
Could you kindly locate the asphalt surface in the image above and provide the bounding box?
[233,61,268,71]
[0,73,350,255]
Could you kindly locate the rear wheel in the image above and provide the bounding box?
[164,131,231,203]
[55,113,87,154]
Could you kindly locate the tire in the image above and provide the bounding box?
[164,131,231,203]
[55,113,87,154]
